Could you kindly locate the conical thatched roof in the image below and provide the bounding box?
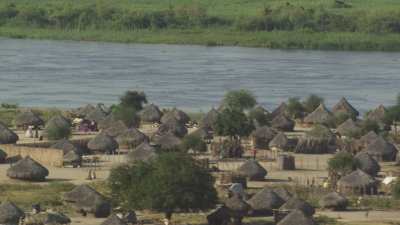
[103,120,129,137]
[269,132,290,150]
[139,104,163,123]
[45,115,70,131]
[51,139,83,155]
[64,184,111,218]
[336,119,361,136]
[100,214,127,225]
[97,114,117,130]
[277,210,316,225]
[248,188,285,215]
[271,114,295,132]
[128,142,157,162]
[157,118,188,138]
[236,160,267,181]
[25,212,71,225]
[252,126,277,149]
[0,122,19,144]
[161,109,190,124]
[295,125,335,154]
[75,104,96,117]
[85,107,107,123]
[116,128,149,149]
[0,148,7,162]
[338,169,376,188]
[152,133,182,150]
[319,192,348,210]
[191,127,213,140]
[0,201,24,225]
[63,150,82,164]
[367,105,387,122]
[225,194,251,217]
[304,104,334,124]
[273,187,293,201]
[271,103,288,119]
[201,108,219,129]
[87,133,118,153]
[7,156,49,181]
[354,152,380,176]
[15,110,44,127]
[332,97,359,117]
[365,137,398,161]
[279,198,315,216]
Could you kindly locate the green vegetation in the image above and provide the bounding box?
[111,90,147,127]
[182,133,207,154]
[0,0,400,50]
[327,151,356,176]
[303,94,324,114]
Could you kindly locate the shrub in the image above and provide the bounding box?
[45,122,71,140]
[182,134,207,154]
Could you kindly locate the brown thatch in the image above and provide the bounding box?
[206,206,230,225]
[366,105,387,122]
[97,114,117,130]
[236,160,267,181]
[277,210,316,225]
[75,104,96,117]
[191,127,213,140]
[294,125,335,154]
[63,150,82,166]
[319,192,348,211]
[251,105,271,128]
[0,148,7,163]
[336,119,361,137]
[251,126,277,149]
[365,137,398,162]
[87,133,119,153]
[51,138,83,155]
[303,104,334,125]
[337,169,377,195]
[15,110,44,127]
[0,201,24,225]
[7,156,49,181]
[354,152,380,176]
[225,194,251,218]
[45,115,70,131]
[271,114,295,132]
[277,154,296,170]
[152,133,182,150]
[359,131,379,148]
[332,97,359,117]
[161,108,190,124]
[247,188,285,216]
[100,214,127,225]
[64,184,111,218]
[139,104,163,123]
[116,128,149,149]
[201,108,219,129]
[279,198,315,216]
[25,212,71,225]
[271,103,288,119]
[272,187,293,201]
[269,132,290,151]
[85,107,107,123]
[103,120,129,138]
[0,122,19,144]
[128,142,157,162]
[157,118,188,138]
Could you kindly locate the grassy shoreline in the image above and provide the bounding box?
[2,27,400,51]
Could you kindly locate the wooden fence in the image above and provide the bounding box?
[0,144,64,167]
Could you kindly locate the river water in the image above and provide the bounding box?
[0,38,399,113]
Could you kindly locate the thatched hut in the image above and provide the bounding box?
[201,108,219,129]
[271,103,288,119]
[211,140,243,159]
[303,104,334,125]
[97,115,117,130]
[294,125,336,154]
[116,128,149,149]
[15,110,44,128]
[354,152,380,176]
[51,139,83,155]
[0,122,19,144]
[100,214,127,225]
[64,184,111,218]
[103,121,128,138]
[364,137,398,162]
[366,105,387,122]
[271,114,295,132]
[277,210,316,225]
[277,154,296,170]
[128,142,157,162]
[251,126,276,149]
[337,169,377,195]
[236,160,267,181]
[207,205,230,225]
[319,192,348,210]
[359,131,379,148]
[85,107,107,123]
[152,133,182,150]
[332,97,359,117]
[0,148,7,163]
[139,104,163,123]
[273,187,292,201]
[87,133,119,154]
[336,119,361,137]
[75,104,96,117]
[0,201,24,225]
[63,150,82,167]
[7,156,49,181]
[279,198,315,216]
[247,188,285,216]
[45,115,70,130]
[161,108,190,124]
[269,132,290,151]
[157,118,188,138]
[225,194,251,225]
[25,212,71,225]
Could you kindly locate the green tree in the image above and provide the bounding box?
[222,89,256,111]
[392,180,400,199]
[46,125,71,140]
[248,106,271,127]
[361,119,380,135]
[286,97,305,119]
[182,134,207,154]
[111,105,140,127]
[214,108,254,140]
[109,152,217,222]
[303,94,324,113]
[328,152,356,177]
[119,90,147,111]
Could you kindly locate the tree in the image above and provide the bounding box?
[214,108,254,140]
[111,105,140,127]
[361,119,380,135]
[392,179,400,199]
[46,124,71,140]
[109,152,217,222]
[222,89,256,111]
[303,94,324,113]
[328,152,356,177]
[286,97,305,119]
[119,90,147,111]
[182,134,207,154]
[248,106,271,127]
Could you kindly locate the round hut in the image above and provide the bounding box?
[269,132,290,151]
[332,97,359,117]
[251,126,276,149]
[128,142,157,162]
[45,115,71,132]
[64,184,111,218]
[365,137,398,162]
[271,115,295,132]
[319,192,348,210]
[116,128,149,149]
[201,108,219,129]
[354,152,380,176]
[277,154,296,170]
[157,118,188,138]
[100,214,127,225]
[139,104,163,123]
[85,107,107,124]
[273,187,293,202]
[366,105,387,122]
[359,131,379,148]
[225,194,251,225]
[7,156,49,181]
[279,198,315,216]
[87,133,119,154]
[277,210,316,225]
[0,148,7,163]
[161,108,190,125]
[247,188,285,216]
[336,119,361,137]
[103,120,128,137]
[271,103,288,119]
[337,169,377,195]
[236,160,267,181]
[152,133,182,150]
[63,151,82,168]
[75,104,96,118]
[14,110,44,128]
[97,114,117,130]
[0,201,25,225]
[303,104,334,125]
[0,122,19,144]
[51,139,83,155]
[294,125,336,154]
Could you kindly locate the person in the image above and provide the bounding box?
[252,149,257,160]
[25,126,33,138]
[87,169,92,180]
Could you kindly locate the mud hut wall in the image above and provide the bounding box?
[0,144,63,167]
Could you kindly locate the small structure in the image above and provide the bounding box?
[128,142,157,162]
[271,103,288,119]
[100,214,127,225]
[225,194,251,225]
[103,121,129,137]
[359,131,379,148]
[85,107,108,124]
[63,151,82,168]
[337,169,378,195]
[207,205,230,225]
[7,156,49,181]
[303,104,334,125]
[247,188,285,216]
[366,105,387,123]
[88,133,119,154]
[354,152,380,176]
[116,128,149,149]
[236,160,267,181]
[139,104,163,123]
[161,108,190,125]
[51,138,83,155]
[0,122,19,144]
[157,118,188,138]
[277,154,295,170]
[332,97,359,117]
[364,137,398,162]
[0,201,25,225]
[251,126,276,149]
[295,125,336,154]
[269,133,291,151]
[273,187,292,201]
[219,172,247,188]
[75,104,96,118]
[319,192,348,210]
[271,115,295,132]
[152,133,182,150]
[279,198,315,216]
[336,119,361,137]
[277,210,316,225]
[15,110,44,128]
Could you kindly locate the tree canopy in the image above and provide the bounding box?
[111,91,147,127]
[303,94,324,113]
[119,91,147,111]
[214,108,254,140]
[286,97,305,119]
[181,134,207,154]
[328,152,356,177]
[222,89,256,111]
